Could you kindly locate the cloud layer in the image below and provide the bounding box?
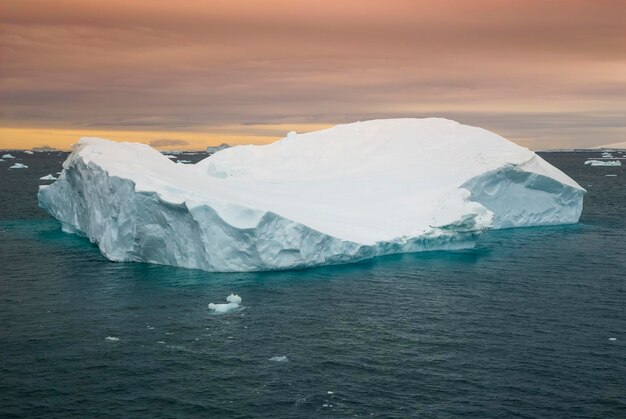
[1,0,625,149]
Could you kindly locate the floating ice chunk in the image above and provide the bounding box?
[9,163,28,169]
[609,337,617,341]
[0,159,4,162]
[226,293,242,304]
[269,355,288,362]
[327,391,334,394]
[585,160,622,166]
[40,174,57,180]
[176,159,192,164]
[105,336,119,342]
[208,294,242,313]
[24,150,34,155]
[605,174,617,177]
[163,154,177,159]
[2,154,15,159]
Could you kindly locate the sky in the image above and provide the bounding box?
[1,0,625,150]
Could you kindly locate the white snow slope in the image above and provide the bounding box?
[38,118,585,272]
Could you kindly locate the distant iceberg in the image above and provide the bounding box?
[2,154,15,159]
[38,118,585,272]
[206,143,230,154]
[9,163,28,169]
[584,160,622,167]
[592,141,626,150]
[40,174,58,180]
[24,150,34,155]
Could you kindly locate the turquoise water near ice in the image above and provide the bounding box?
[1,151,624,417]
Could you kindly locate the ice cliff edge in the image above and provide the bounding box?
[38,118,585,272]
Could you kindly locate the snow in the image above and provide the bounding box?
[40,174,57,180]
[208,293,242,313]
[585,160,622,167]
[2,154,15,159]
[38,118,585,272]
[9,163,28,169]
[592,141,626,150]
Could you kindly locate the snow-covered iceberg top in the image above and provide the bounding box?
[38,118,585,272]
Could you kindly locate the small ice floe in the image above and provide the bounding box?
[606,174,617,177]
[601,152,613,158]
[176,160,192,164]
[327,391,334,394]
[208,293,242,313]
[609,337,617,341]
[40,174,57,180]
[105,336,120,342]
[2,154,15,159]
[9,163,28,169]
[585,160,622,167]
[269,355,288,362]
[0,159,4,162]
[163,154,177,159]
[24,150,34,155]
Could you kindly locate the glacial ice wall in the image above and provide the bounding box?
[38,118,585,272]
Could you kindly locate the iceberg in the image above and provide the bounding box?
[40,174,58,180]
[38,118,585,272]
[585,160,622,167]
[24,150,34,155]
[9,163,28,169]
[2,154,15,159]
[592,141,626,150]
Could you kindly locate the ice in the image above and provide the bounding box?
[40,174,58,180]
[105,336,119,342]
[605,174,617,177]
[0,159,4,162]
[226,293,242,304]
[593,141,626,150]
[208,294,242,313]
[609,338,617,341]
[585,160,622,167]
[269,355,288,362]
[9,163,28,169]
[176,159,192,164]
[38,118,585,272]
[2,154,15,159]
[163,154,177,159]
[24,150,34,155]
[206,143,230,154]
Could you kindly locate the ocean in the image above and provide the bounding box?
[1,151,624,418]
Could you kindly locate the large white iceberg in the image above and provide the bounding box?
[38,118,585,272]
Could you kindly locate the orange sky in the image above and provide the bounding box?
[1,0,625,150]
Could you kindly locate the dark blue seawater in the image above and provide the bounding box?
[1,151,625,418]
